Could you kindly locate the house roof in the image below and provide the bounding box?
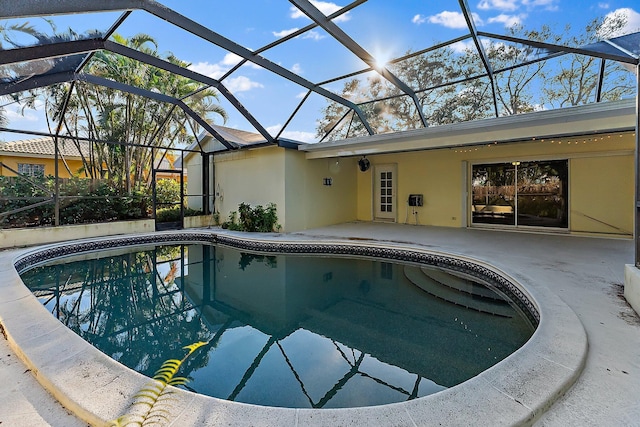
[0,137,90,159]
[198,124,305,149]
[209,125,269,146]
[301,98,637,159]
[181,124,292,163]
[0,137,185,174]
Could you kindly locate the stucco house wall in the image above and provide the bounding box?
[185,101,636,237]
[354,131,634,236]
[213,146,287,228]
[284,150,357,232]
[185,144,358,232]
[0,153,85,178]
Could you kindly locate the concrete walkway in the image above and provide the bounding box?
[0,335,88,427]
[1,222,639,426]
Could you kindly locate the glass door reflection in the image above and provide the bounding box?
[471,163,516,226]
[472,160,568,228]
[516,160,568,228]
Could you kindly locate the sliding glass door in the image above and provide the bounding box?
[472,160,568,228]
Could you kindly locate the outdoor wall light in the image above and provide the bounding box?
[358,156,370,172]
[329,159,341,174]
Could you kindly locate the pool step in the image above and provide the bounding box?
[419,266,507,302]
[403,266,513,318]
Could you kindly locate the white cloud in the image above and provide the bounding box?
[273,28,300,38]
[290,1,351,22]
[450,40,475,53]
[221,53,241,67]
[477,0,519,12]
[189,58,263,94]
[221,53,261,69]
[295,91,307,99]
[291,63,303,74]
[428,11,483,28]
[272,28,324,42]
[598,2,610,9]
[266,124,316,143]
[281,130,316,143]
[189,55,260,80]
[4,99,45,123]
[4,107,39,122]
[521,0,559,11]
[488,13,526,27]
[189,61,227,79]
[450,39,499,54]
[302,30,326,41]
[602,8,640,37]
[412,14,427,25]
[225,76,264,93]
[2,102,49,138]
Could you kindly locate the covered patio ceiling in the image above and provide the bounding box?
[1,0,639,152]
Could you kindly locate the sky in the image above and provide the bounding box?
[2,0,640,144]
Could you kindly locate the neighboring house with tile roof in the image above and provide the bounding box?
[0,137,89,178]
[0,137,184,182]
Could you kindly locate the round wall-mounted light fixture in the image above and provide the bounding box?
[329,158,341,174]
[358,156,370,172]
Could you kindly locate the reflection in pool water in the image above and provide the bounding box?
[21,243,534,409]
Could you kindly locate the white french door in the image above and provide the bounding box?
[374,164,397,221]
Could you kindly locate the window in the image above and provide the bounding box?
[472,160,568,228]
[17,163,45,177]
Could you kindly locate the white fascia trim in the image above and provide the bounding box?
[301,99,637,159]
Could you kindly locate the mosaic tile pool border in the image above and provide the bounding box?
[13,231,539,326]
[13,233,214,273]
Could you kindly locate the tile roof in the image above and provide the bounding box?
[181,124,271,163]
[210,124,268,146]
[0,137,90,158]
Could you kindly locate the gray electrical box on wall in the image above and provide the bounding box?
[408,194,423,206]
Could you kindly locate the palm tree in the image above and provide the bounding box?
[41,32,227,191]
[1,21,227,190]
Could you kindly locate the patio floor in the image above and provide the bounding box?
[1,222,639,426]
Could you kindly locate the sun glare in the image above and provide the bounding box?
[372,46,393,72]
[373,57,390,71]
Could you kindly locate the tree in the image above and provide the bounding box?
[0,22,227,192]
[0,20,96,138]
[317,42,513,141]
[48,33,228,191]
[488,25,559,115]
[542,14,636,108]
[317,17,637,140]
[0,100,7,130]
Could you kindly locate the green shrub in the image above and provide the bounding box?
[0,175,154,228]
[221,202,279,232]
[155,178,181,206]
[155,207,202,222]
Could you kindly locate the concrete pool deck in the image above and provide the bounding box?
[0,222,639,426]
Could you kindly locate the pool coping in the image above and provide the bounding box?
[0,230,587,427]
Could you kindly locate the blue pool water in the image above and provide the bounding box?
[20,243,534,408]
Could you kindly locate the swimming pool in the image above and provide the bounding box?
[18,236,535,409]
